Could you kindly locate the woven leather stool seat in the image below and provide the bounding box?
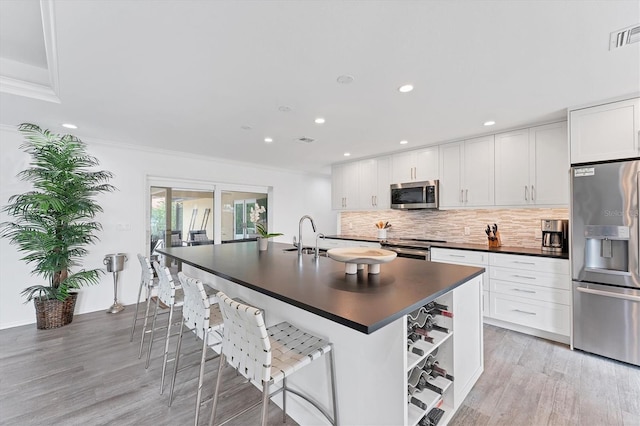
[209,291,338,426]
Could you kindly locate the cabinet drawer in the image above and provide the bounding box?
[490,293,570,336]
[490,266,570,290]
[490,279,571,305]
[431,248,488,266]
[489,253,569,274]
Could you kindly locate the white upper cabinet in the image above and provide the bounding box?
[331,162,359,210]
[439,135,495,208]
[391,146,439,183]
[332,157,391,211]
[358,157,391,210]
[494,129,530,206]
[495,122,568,206]
[569,97,639,164]
[529,122,569,205]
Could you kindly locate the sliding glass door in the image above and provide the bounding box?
[222,191,268,242]
[150,187,215,256]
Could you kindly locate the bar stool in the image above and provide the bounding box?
[130,254,156,356]
[147,261,184,395]
[169,272,224,425]
[209,291,338,426]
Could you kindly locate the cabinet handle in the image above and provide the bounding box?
[524,185,529,201]
[375,195,378,206]
[531,185,535,201]
[513,274,536,280]
[371,195,374,206]
[514,260,536,265]
[460,189,464,203]
[465,189,468,203]
[512,288,536,293]
[513,309,536,315]
[450,254,466,258]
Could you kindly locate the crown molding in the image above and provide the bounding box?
[0,0,60,103]
[0,75,60,103]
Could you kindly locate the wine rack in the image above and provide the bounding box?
[406,296,454,426]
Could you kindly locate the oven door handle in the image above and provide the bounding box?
[576,286,640,303]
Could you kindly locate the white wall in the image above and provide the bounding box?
[0,126,335,329]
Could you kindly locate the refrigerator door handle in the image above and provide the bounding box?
[576,286,640,303]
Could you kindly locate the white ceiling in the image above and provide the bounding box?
[0,0,638,175]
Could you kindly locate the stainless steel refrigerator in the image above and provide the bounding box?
[571,158,640,366]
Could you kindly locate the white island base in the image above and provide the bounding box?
[185,265,483,426]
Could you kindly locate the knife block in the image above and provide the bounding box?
[488,231,502,248]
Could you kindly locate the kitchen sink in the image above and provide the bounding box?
[282,247,328,257]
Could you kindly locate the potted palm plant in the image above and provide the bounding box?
[0,123,115,329]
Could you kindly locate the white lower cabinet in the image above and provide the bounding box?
[488,253,570,342]
[430,248,490,317]
[431,248,571,343]
[405,275,483,426]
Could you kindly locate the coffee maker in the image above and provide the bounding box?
[541,219,568,252]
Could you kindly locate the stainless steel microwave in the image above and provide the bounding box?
[390,180,439,209]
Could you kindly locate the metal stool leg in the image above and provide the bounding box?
[260,381,270,426]
[138,291,153,359]
[209,353,227,426]
[160,304,176,394]
[194,333,209,425]
[168,316,186,406]
[145,297,161,369]
[329,345,339,425]
[282,377,287,423]
[129,276,146,342]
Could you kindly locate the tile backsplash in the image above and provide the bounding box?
[340,208,569,249]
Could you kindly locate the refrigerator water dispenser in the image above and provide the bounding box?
[584,225,630,275]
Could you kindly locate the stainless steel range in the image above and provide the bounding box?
[381,238,447,261]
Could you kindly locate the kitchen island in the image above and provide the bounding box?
[158,242,484,425]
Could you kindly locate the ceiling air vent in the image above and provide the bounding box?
[296,137,315,144]
[609,24,640,50]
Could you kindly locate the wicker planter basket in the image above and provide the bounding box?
[34,292,78,330]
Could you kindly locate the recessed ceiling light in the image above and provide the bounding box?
[314,117,325,124]
[264,137,273,143]
[62,123,77,129]
[483,120,496,126]
[336,75,354,84]
[400,140,408,145]
[344,152,351,157]
[398,84,414,93]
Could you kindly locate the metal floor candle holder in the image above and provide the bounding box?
[104,253,128,314]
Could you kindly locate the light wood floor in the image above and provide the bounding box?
[1,305,639,425]
[0,304,297,426]
[450,325,640,426]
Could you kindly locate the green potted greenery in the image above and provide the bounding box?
[0,123,115,329]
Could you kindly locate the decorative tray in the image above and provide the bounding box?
[327,247,397,274]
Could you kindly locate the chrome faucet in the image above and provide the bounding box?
[315,233,325,259]
[297,215,316,257]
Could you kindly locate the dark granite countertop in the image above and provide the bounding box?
[158,242,483,334]
[324,235,569,260]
